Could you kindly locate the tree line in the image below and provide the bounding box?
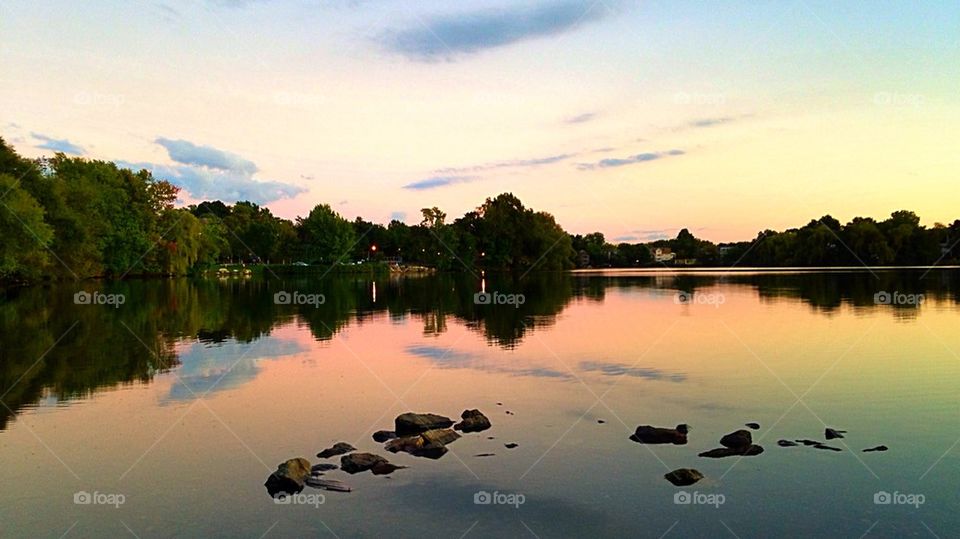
[1,138,957,282]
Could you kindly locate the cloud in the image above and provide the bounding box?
[117,160,304,205]
[435,153,576,176]
[31,133,85,155]
[689,116,736,128]
[565,111,598,124]
[402,175,478,190]
[379,0,610,61]
[579,360,686,382]
[155,137,258,175]
[120,137,305,204]
[577,149,684,170]
[406,345,571,379]
[165,337,307,401]
[612,235,639,242]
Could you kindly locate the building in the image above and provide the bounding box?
[653,247,676,263]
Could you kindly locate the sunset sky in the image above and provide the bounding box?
[1,0,957,242]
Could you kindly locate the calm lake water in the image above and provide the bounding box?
[1,270,958,538]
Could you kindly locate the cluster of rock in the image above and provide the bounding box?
[699,429,764,458]
[633,422,887,487]
[777,428,887,453]
[264,409,494,498]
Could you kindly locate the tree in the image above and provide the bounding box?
[0,173,53,279]
[297,204,355,264]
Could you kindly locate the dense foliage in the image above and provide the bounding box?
[1,138,957,281]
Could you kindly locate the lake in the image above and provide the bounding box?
[0,270,958,538]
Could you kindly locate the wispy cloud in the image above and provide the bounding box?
[155,137,258,175]
[379,0,610,61]
[579,360,686,382]
[577,149,684,170]
[402,175,479,191]
[31,133,85,155]
[406,345,571,379]
[565,111,598,124]
[688,116,736,128]
[435,153,576,175]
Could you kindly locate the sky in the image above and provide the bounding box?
[1,0,958,242]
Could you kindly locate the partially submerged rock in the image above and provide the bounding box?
[454,409,492,433]
[311,463,338,473]
[372,430,397,443]
[504,443,519,449]
[825,428,846,440]
[796,439,821,446]
[317,442,356,459]
[812,443,842,452]
[664,468,704,487]
[340,452,389,474]
[745,422,760,430]
[395,412,454,436]
[370,462,406,475]
[720,430,752,449]
[777,440,799,447]
[863,445,888,452]
[699,445,764,458]
[264,457,312,497]
[305,477,352,492]
[630,424,689,445]
[384,428,461,459]
[475,453,496,457]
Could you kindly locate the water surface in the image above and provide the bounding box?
[1,270,958,537]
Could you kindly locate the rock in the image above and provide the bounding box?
[796,439,821,446]
[777,440,799,447]
[504,443,519,449]
[496,402,503,406]
[395,412,454,436]
[305,477,352,492]
[421,428,461,446]
[311,463,338,473]
[373,430,397,443]
[863,445,888,452]
[370,462,406,475]
[825,428,846,440]
[317,442,356,459]
[384,429,460,459]
[505,411,514,415]
[340,452,389,474]
[664,468,704,487]
[475,453,496,457]
[812,443,842,452]
[264,457,312,497]
[597,419,606,424]
[720,430,752,449]
[454,409,492,433]
[630,424,689,445]
[745,422,760,430]
[699,445,765,458]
